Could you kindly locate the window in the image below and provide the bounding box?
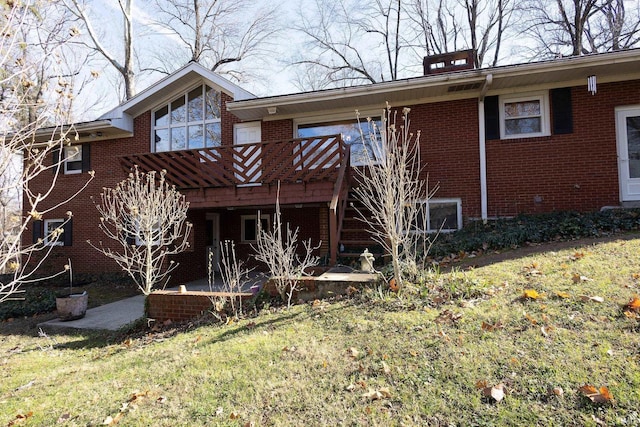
[132,217,161,246]
[241,214,270,242]
[44,219,65,246]
[409,199,462,233]
[153,84,222,152]
[499,92,550,139]
[62,145,83,174]
[296,117,382,166]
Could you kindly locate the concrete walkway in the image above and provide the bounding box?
[37,279,223,333]
[37,270,378,333]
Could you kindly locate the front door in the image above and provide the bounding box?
[616,107,640,201]
[233,122,262,186]
[205,213,220,274]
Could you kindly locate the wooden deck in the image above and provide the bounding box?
[119,135,352,263]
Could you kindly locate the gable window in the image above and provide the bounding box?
[296,117,382,166]
[153,84,222,152]
[241,214,270,242]
[499,92,550,139]
[409,198,462,233]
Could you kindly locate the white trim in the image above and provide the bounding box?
[44,219,64,246]
[478,99,488,222]
[411,198,462,233]
[499,91,550,139]
[615,105,640,201]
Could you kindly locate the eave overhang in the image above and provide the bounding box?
[227,49,640,121]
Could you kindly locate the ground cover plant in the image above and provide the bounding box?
[2,233,640,426]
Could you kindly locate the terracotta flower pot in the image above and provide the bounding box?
[56,291,88,321]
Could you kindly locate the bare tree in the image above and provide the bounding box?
[253,184,320,308]
[353,104,436,290]
[292,0,403,86]
[1,0,95,302]
[149,0,278,81]
[89,168,192,295]
[520,0,626,58]
[63,0,137,99]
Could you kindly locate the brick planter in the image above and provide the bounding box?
[146,290,252,322]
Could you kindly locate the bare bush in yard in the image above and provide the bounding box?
[353,104,438,291]
[208,240,254,319]
[88,167,192,295]
[1,1,94,302]
[253,184,320,308]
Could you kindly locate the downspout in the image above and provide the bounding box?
[478,74,493,223]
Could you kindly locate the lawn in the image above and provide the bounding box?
[1,234,640,426]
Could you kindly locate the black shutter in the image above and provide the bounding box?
[63,218,73,246]
[484,96,500,140]
[81,143,91,172]
[52,148,60,174]
[551,87,573,135]
[32,220,43,244]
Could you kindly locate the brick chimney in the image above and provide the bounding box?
[423,49,476,75]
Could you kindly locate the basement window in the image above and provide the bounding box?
[409,198,462,233]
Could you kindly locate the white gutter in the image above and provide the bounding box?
[478,74,493,223]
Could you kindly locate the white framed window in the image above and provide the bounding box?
[133,218,161,246]
[499,92,550,139]
[153,84,222,152]
[44,219,65,246]
[409,198,462,233]
[241,214,270,242]
[295,114,383,167]
[63,145,83,174]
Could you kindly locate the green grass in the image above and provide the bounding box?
[2,235,640,426]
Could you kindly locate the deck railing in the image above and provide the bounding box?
[119,135,347,189]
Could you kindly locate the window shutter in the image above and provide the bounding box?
[52,148,60,174]
[63,218,73,246]
[484,96,500,140]
[32,220,43,243]
[551,87,573,134]
[81,143,91,172]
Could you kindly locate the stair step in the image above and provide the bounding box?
[339,239,377,245]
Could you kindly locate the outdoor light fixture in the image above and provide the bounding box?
[267,106,277,114]
[587,75,597,95]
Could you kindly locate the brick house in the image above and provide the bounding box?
[27,49,640,284]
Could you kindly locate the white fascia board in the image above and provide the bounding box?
[98,62,255,121]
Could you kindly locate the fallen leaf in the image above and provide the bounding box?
[555,291,571,299]
[550,386,564,397]
[541,325,554,337]
[573,274,593,283]
[348,347,359,358]
[381,361,391,375]
[230,412,241,419]
[345,383,356,392]
[523,289,542,300]
[8,412,33,426]
[156,396,167,404]
[475,380,488,389]
[624,295,640,311]
[579,385,613,404]
[580,295,604,303]
[524,313,538,325]
[482,383,505,402]
[569,252,585,261]
[481,320,503,331]
[362,387,391,401]
[389,278,399,292]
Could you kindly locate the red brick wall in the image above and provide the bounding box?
[23,112,152,276]
[405,99,482,220]
[262,119,293,141]
[146,290,250,322]
[485,81,640,217]
[221,92,241,145]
